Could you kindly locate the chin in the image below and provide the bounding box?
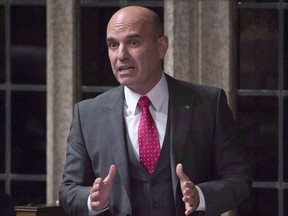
[117,79,131,86]
[117,76,136,86]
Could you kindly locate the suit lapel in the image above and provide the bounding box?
[103,86,131,201]
[165,75,195,204]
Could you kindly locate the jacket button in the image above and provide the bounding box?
[152,201,159,208]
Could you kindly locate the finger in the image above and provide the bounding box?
[183,189,200,214]
[185,200,197,215]
[182,183,196,196]
[104,165,117,184]
[90,200,102,210]
[176,163,189,181]
[91,178,103,193]
[90,190,100,201]
[93,177,103,185]
[182,195,195,204]
[185,205,194,216]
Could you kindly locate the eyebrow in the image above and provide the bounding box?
[106,37,115,44]
[106,33,142,43]
[127,33,141,39]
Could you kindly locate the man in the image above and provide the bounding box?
[59,6,252,216]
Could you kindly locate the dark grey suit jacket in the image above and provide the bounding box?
[59,74,252,216]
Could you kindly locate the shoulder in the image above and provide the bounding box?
[75,85,124,114]
[180,80,220,96]
[165,73,223,101]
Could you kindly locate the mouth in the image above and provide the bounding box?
[118,66,135,73]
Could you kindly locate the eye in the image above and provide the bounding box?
[129,39,140,47]
[107,41,119,50]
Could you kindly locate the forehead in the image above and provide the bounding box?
[107,10,151,38]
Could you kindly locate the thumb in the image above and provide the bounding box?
[176,163,189,181]
[104,165,117,184]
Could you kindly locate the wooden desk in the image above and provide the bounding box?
[15,204,66,216]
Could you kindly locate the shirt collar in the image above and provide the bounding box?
[124,73,168,115]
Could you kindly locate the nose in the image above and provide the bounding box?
[117,44,129,60]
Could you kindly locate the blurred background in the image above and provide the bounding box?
[0,0,287,215]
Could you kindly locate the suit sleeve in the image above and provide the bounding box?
[197,89,252,216]
[59,103,98,216]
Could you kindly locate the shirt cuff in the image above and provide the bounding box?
[195,186,206,211]
[87,195,108,216]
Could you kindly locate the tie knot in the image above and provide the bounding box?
[138,96,151,109]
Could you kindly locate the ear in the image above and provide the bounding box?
[157,35,168,59]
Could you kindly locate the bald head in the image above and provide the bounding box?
[107,6,163,39]
[106,6,168,94]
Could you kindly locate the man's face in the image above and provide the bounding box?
[106,9,167,95]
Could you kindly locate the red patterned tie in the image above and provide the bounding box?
[138,96,160,174]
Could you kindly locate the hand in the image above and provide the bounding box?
[90,165,117,211]
[176,163,199,215]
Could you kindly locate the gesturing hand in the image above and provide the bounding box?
[176,163,200,215]
[90,165,117,211]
